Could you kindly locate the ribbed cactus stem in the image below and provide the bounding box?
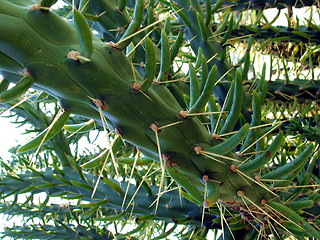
[215,79,320,103]
[0,1,319,238]
[0,168,217,228]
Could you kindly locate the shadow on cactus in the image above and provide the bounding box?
[0,0,319,239]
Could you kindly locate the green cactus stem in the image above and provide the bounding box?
[0,1,319,238]
[215,79,320,104]
[209,0,318,11]
[223,25,320,44]
[0,168,218,229]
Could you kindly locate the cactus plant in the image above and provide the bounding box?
[208,0,318,11]
[0,0,319,239]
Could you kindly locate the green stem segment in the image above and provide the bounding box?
[18,109,70,153]
[0,75,35,103]
[188,65,218,114]
[73,8,93,60]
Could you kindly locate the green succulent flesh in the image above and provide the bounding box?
[0,0,319,239]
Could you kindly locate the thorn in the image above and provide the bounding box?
[260,199,267,205]
[140,62,145,68]
[149,122,159,133]
[203,200,211,208]
[67,50,81,60]
[162,153,169,162]
[30,4,41,10]
[162,153,177,169]
[130,82,141,91]
[255,176,261,182]
[202,175,210,183]
[29,4,49,11]
[236,152,243,157]
[193,145,202,155]
[67,50,91,63]
[178,110,188,118]
[106,41,121,50]
[92,99,107,110]
[23,68,31,76]
[115,127,123,136]
[269,186,276,192]
[237,190,245,197]
[211,134,221,140]
[229,164,237,173]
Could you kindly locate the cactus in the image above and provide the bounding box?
[0,0,319,239]
[0,167,218,228]
[215,79,320,103]
[225,25,320,44]
[208,0,318,11]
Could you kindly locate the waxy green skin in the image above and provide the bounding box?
[0,0,269,204]
[1,1,319,238]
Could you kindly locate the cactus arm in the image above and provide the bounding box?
[0,75,35,103]
[240,91,261,153]
[239,131,284,172]
[0,78,10,92]
[266,200,320,239]
[209,0,318,11]
[170,31,184,62]
[188,63,201,107]
[261,145,314,180]
[207,123,250,155]
[139,37,156,91]
[17,109,70,153]
[219,70,243,134]
[0,169,217,228]
[228,25,320,44]
[188,64,218,114]
[157,31,171,82]
[0,99,73,167]
[116,0,144,49]
[0,1,319,239]
[0,0,299,206]
[73,8,94,60]
[216,79,320,103]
